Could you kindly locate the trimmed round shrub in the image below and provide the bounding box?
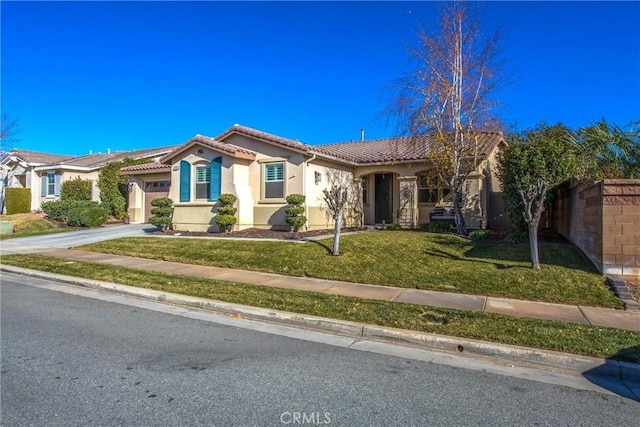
[285,193,306,231]
[217,206,237,216]
[285,194,305,205]
[148,197,173,230]
[217,193,237,206]
[215,193,237,232]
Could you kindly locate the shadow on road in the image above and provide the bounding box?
[582,346,640,402]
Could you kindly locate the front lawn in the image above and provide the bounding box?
[1,254,638,362]
[0,213,70,240]
[76,230,621,308]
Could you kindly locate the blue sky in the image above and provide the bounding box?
[2,1,639,155]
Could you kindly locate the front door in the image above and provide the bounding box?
[375,173,393,224]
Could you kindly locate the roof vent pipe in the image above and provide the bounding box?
[361,128,365,142]
[107,148,111,155]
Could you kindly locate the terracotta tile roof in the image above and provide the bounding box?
[191,135,257,158]
[121,162,171,173]
[216,124,310,152]
[159,134,257,164]
[312,132,505,165]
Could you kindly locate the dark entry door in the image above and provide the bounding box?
[375,173,393,224]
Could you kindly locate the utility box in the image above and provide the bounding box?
[0,221,14,234]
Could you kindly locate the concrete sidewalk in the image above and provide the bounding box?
[35,248,640,332]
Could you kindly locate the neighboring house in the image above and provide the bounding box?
[0,146,178,213]
[122,124,510,232]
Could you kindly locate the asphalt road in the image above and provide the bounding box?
[2,275,638,426]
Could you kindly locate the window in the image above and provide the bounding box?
[47,173,56,196]
[195,165,210,200]
[264,162,284,199]
[417,174,439,203]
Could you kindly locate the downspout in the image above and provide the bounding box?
[303,153,317,230]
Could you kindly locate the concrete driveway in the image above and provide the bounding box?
[0,223,158,255]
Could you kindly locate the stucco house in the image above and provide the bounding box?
[122,124,510,232]
[0,146,177,212]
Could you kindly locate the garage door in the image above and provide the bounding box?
[144,180,171,222]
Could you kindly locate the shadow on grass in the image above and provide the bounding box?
[583,345,640,402]
[423,247,522,271]
[421,231,600,274]
[307,239,333,255]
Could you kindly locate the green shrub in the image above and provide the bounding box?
[469,229,494,242]
[41,199,99,222]
[148,197,173,230]
[503,231,530,244]
[217,193,237,206]
[419,222,451,233]
[217,206,237,216]
[67,207,109,227]
[60,177,92,201]
[285,194,306,231]
[285,194,306,205]
[385,223,401,230]
[214,194,237,232]
[5,188,31,214]
[98,158,151,218]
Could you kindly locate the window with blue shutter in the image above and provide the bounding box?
[209,157,221,201]
[41,175,47,197]
[54,172,61,196]
[179,160,191,202]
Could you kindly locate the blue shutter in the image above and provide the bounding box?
[54,172,61,196]
[179,160,191,202]
[41,175,47,197]
[209,157,221,201]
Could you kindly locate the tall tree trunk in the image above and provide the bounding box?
[332,209,343,256]
[453,191,467,235]
[528,222,540,270]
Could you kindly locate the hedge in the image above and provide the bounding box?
[5,188,31,214]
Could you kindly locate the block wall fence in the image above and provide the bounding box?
[553,179,640,287]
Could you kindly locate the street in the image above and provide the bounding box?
[1,274,638,426]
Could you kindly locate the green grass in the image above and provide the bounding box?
[0,213,71,240]
[2,254,638,362]
[76,231,622,308]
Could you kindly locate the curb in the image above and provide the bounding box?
[3,265,639,383]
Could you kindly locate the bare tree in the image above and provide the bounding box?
[1,113,20,152]
[323,185,349,256]
[321,170,361,256]
[390,1,503,235]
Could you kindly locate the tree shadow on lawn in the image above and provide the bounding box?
[424,234,599,274]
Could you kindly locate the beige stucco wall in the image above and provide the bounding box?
[35,170,101,211]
